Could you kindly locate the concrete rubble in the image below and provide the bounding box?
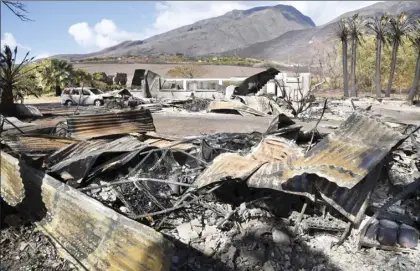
[1,69,420,271]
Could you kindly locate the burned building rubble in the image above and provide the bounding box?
[1,102,419,271]
[1,68,420,270]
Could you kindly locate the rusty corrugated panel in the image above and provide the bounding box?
[67,109,156,139]
[45,139,111,167]
[195,113,404,224]
[207,100,266,116]
[143,137,195,151]
[3,135,79,155]
[281,112,404,189]
[1,151,173,270]
[195,137,301,188]
[46,136,146,183]
[194,152,264,188]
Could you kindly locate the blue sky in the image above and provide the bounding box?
[1,1,380,60]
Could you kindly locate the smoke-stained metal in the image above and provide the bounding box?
[67,109,156,139]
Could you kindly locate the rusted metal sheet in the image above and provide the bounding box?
[207,100,266,116]
[1,151,173,270]
[195,137,302,188]
[46,136,145,183]
[1,116,36,131]
[67,109,156,139]
[282,112,404,189]
[195,113,404,224]
[3,134,79,155]
[143,137,195,151]
[194,152,264,188]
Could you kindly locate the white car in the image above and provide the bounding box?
[61,87,105,106]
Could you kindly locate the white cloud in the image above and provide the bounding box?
[68,19,143,50]
[0,32,31,51]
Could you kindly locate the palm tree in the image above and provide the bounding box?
[335,18,350,97]
[407,19,420,102]
[71,68,92,87]
[366,14,390,98]
[348,13,365,97]
[38,59,73,96]
[0,45,35,116]
[385,13,412,97]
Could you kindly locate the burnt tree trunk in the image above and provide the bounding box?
[350,39,357,97]
[386,42,399,97]
[55,85,61,96]
[342,41,349,97]
[407,49,420,102]
[0,84,15,116]
[375,38,382,98]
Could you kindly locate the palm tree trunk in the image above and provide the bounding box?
[55,85,62,96]
[0,85,15,116]
[375,38,382,98]
[386,42,399,97]
[407,49,420,102]
[342,41,349,97]
[350,39,357,97]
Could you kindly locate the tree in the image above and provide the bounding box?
[334,18,350,97]
[1,1,32,21]
[38,59,73,96]
[366,14,390,98]
[167,63,207,78]
[386,13,412,97]
[407,19,420,102]
[13,63,42,104]
[0,45,35,115]
[71,68,92,87]
[348,13,365,97]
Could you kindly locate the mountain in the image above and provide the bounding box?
[54,4,315,61]
[221,1,420,63]
[53,1,420,63]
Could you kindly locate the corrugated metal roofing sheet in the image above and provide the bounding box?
[283,112,404,189]
[67,109,156,139]
[236,96,284,116]
[1,151,172,271]
[195,112,404,224]
[46,136,146,183]
[207,100,267,116]
[3,135,79,155]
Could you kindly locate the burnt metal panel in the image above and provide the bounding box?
[235,96,282,115]
[46,136,146,183]
[67,109,156,139]
[283,112,404,189]
[195,113,404,224]
[234,68,279,96]
[3,134,79,155]
[1,151,173,271]
[194,152,265,188]
[143,137,195,151]
[207,100,267,116]
[195,137,302,188]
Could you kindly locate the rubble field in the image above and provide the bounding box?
[1,94,420,271]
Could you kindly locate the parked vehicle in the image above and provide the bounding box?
[61,87,105,106]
